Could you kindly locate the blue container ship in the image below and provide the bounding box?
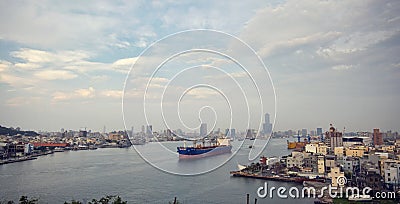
[177,138,232,159]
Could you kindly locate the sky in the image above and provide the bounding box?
[0,0,399,133]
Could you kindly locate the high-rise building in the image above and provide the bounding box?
[246,129,254,139]
[225,128,236,140]
[146,125,152,136]
[200,123,207,136]
[231,129,236,139]
[317,128,323,136]
[325,125,343,152]
[141,125,145,133]
[373,128,383,146]
[265,113,270,124]
[302,129,307,137]
[263,113,272,134]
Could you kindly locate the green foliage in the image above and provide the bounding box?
[63,200,82,204]
[64,195,127,204]
[2,195,127,204]
[0,196,38,204]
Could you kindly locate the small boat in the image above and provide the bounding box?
[54,147,65,152]
[237,164,247,171]
[348,194,372,201]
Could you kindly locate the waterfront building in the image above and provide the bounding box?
[305,143,317,154]
[305,142,328,155]
[108,133,124,141]
[286,151,308,169]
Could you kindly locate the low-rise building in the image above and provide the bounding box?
[286,151,307,169]
[328,166,345,187]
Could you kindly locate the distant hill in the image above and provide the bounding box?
[0,125,39,136]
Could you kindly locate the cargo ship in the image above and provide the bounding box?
[177,138,232,159]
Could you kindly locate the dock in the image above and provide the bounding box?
[230,171,326,183]
[0,156,37,165]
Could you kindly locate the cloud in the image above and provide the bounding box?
[332,64,354,71]
[112,57,138,73]
[185,88,219,99]
[52,87,96,102]
[0,73,35,88]
[75,87,95,98]
[240,0,400,62]
[5,96,40,106]
[34,70,78,80]
[100,90,123,98]
[0,60,11,72]
[52,92,71,102]
[0,1,123,49]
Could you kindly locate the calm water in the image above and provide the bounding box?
[0,138,315,203]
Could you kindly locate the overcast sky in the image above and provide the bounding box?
[0,0,399,133]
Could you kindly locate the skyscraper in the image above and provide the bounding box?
[263,113,272,134]
[373,128,383,146]
[225,128,236,140]
[316,128,323,136]
[200,123,207,137]
[265,113,270,125]
[301,129,307,137]
[231,129,236,139]
[146,125,152,136]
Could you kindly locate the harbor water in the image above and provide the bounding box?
[0,138,315,203]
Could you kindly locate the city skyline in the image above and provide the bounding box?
[0,1,399,132]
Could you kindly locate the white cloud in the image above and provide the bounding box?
[34,70,78,80]
[0,73,34,88]
[52,87,96,102]
[112,57,138,73]
[332,64,354,71]
[186,88,219,99]
[5,96,40,106]
[75,87,95,98]
[100,90,122,98]
[52,92,71,102]
[0,60,11,72]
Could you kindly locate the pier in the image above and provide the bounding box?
[230,171,326,183]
